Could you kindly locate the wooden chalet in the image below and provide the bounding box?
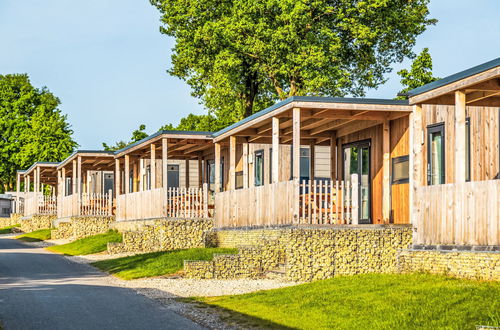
[17,162,59,217]
[56,150,115,218]
[113,130,214,221]
[211,96,412,228]
[407,57,500,246]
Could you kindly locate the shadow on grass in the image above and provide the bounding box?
[178,297,296,330]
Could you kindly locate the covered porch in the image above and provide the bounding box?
[114,131,214,221]
[56,151,115,218]
[17,162,59,217]
[212,96,412,228]
[408,58,500,246]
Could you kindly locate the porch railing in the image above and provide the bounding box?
[414,180,500,246]
[24,192,57,216]
[214,176,359,228]
[58,191,113,218]
[116,184,212,221]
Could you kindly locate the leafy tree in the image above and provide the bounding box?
[160,113,230,132]
[102,124,149,151]
[151,0,436,120]
[0,74,77,192]
[397,48,440,99]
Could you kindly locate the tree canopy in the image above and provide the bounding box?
[397,48,440,99]
[0,74,77,192]
[151,0,436,121]
[102,124,149,151]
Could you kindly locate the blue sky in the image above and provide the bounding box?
[1,1,499,149]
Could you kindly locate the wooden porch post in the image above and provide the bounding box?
[72,160,77,195]
[114,159,121,196]
[150,143,156,189]
[272,117,280,183]
[185,159,190,188]
[162,138,168,189]
[330,132,337,180]
[77,156,82,195]
[242,140,249,188]
[455,90,467,183]
[309,142,315,182]
[132,158,138,192]
[124,155,130,194]
[292,108,301,180]
[198,155,203,187]
[215,142,221,192]
[24,175,28,193]
[34,167,39,193]
[409,104,424,226]
[382,120,391,223]
[16,172,20,212]
[229,136,236,190]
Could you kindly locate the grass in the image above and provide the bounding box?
[92,248,237,280]
[0,224,20,234]
[46,230,122,256]
[195,273,500,329]
[16,228,52,242]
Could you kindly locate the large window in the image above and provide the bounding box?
[254,150,264,186]
[427,123,445,185]
[290,147,311,180]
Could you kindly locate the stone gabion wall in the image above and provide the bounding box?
[52,216,115,240]
[397,249,500,281]
[0,213,22,228]
[206,228,288,248]
[108,218,214,254]
[19,215,56,232]
[184,226,412,282]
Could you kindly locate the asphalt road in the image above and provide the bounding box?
[0,236,204,330]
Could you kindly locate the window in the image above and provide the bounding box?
[206,159,223,191]
[129,170,134,193]
[466,118,471,182]
[167,165,180,188]
[392,155,409,185]
[235,171,243,189]
[290,147,311,180]
[427,123,445,185]
[254,150,264,186]
[145,165,151,190]
[65,177,72,196]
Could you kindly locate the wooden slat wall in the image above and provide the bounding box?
[214,180,297,228]
[422,104,500,183]
[390,116,410,224]
[414,181,500,246]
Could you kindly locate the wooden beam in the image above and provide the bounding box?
[229,136,236,190]
[62,168,66,196]
[336,120,382,138]
[466,90,500,104]
[330,132,337,180]
[243,140,249,188]
[455,90,466,183]
[198,155,203,187]
[215,143,221,192]
[409,104,423,226]
[150,144,156,189]
[77,156,82,195]
[124,155,130,194]
[115,159,120,196]
[292,108,301,180]
[309,141,315,181]
[72,160,77,195]
[272,117,280,183]
[382,120,390,223]
[185,159,190,188]
[133,158,138,192]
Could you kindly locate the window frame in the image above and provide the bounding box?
[391,155,409,185]
[427,122,446,185]
[254,149,264,187]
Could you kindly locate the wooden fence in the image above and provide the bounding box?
[414,180,500,246]
[214,177,359,228]
[116,184,211,221]
[24,192,57,216]
[57,191,113,218]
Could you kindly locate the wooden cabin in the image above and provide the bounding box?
[407,57,500,247]
[211,96,412,228]
[113,130,214,221]
[16,162,59,217]
[56,150,116,218]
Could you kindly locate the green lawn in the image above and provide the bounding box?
[16,229,52,242]
[195,273,500,329]
[92,248,237,280]
[46,230,122,256]
[0,224,19,234]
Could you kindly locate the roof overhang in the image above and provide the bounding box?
[57,150,115,170]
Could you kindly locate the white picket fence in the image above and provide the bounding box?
[24,192,57,216]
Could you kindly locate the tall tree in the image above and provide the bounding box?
[0,74,77,192]
[397,48,440,99]
[151,0,436,120]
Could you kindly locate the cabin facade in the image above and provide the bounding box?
[211,97,412,228]
[407,58,500,247]
[17,162,59,217]
[113,131,215,221]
